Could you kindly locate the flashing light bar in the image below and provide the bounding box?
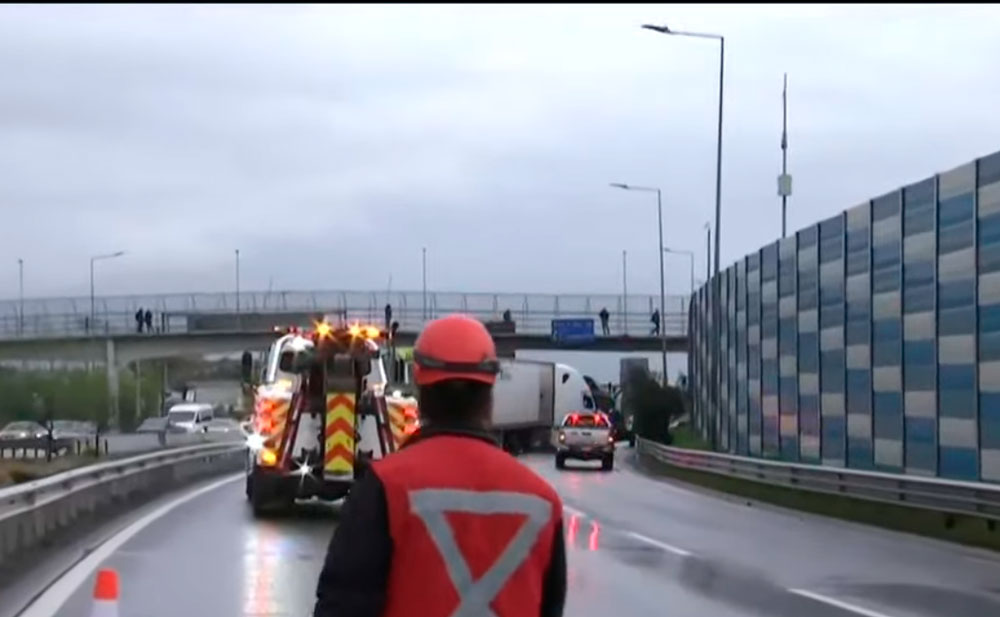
[271,321,384,340]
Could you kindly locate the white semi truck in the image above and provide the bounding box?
[380,348,596,453]
[491,359,596,453]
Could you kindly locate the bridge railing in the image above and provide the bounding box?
[0,290,690,340]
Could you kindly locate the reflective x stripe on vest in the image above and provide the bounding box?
[409,488,552,617]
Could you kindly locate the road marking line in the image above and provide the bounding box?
[788,588,897,617]
[563,504,586,517]
[18,473,243,617]
[625,531,692,557]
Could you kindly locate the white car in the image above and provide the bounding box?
[554,412,615,471]
[166,403,214,433]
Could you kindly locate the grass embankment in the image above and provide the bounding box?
[668,424,712,451]
[0,457,97,488]
[643,428,1000,552]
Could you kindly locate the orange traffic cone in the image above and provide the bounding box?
[90,568,119,617]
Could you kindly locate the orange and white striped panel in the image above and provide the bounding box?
[386,399,419,448]
[387,402,406,448]
[255,396,290,450]
[324,393,356,476]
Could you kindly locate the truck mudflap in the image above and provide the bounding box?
[324,392,356,479]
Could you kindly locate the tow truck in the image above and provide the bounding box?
[241,319,417,515]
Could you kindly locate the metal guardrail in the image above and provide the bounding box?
[0,289,690,340]
[637,438,1000,520]
[0,437,81,460]
[0,442,245,567]
[0,431,242,460]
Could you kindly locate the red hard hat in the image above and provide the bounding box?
[413,314,500,386]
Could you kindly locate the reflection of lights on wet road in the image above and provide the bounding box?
[588,520,600,552]
[567,513,580,547]
[243,524,280,614]
[566,513,600,552]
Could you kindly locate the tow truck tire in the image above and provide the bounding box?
[555,454,566,470]
[601,454,614,472]
[249,471,293,517]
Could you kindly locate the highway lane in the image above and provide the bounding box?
[532,451,1000,617]
[15,448,1000,617]
[41,475,750,617]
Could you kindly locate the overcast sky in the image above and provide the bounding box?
[1,3,999,303]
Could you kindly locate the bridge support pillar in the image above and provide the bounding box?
[106,338,120,431]
[494,340,517,359]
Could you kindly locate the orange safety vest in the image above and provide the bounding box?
[372,434,562,617]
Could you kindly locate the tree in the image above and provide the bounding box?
[624,367,686,445]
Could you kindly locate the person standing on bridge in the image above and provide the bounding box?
[650,309,660,336]
[384,303,392,332]
[313,313,567,617]
[144,309,153,334]
[598,307,610,336]
[135,308,144,334]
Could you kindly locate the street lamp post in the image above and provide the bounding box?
[621,249,628,335]
[610,182,668,386]
[664,247,695,296]
[704,223,712,282]
[89,251,125,333]
[235,249,241,329]
[17,258,23,337]
[643,22,725,447]
[421,247,427,322]
[641,23,724,280]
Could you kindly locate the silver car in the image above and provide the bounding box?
[0,421,47,440]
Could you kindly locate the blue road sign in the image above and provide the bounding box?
[551,318,595,344]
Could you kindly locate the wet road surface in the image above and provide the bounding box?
[19,449,1000,617]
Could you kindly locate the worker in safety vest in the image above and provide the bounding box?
[313,314,567,617]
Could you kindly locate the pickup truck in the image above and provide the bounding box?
[553,412,614,471]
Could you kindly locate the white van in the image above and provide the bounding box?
[166,403,214,433]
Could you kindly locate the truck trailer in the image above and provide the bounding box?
[491,359,595,453]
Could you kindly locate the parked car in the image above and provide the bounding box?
[50,420,97,439]
[135,417,170,434]
[0,421,47,441]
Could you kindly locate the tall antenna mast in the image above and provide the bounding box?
[778,72,791,237]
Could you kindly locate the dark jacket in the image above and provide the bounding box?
[313,425,567,617]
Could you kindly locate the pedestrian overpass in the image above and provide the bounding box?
[0,288,690,429]
[0,288,689,343]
